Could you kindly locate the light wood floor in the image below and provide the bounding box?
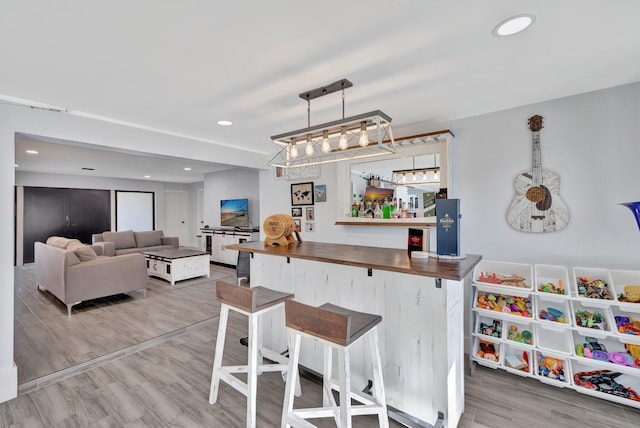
[6,264,640,427]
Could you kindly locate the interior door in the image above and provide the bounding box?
[23,187,68,263]
[165,190,189,246]
[69,189,110,244]
[22,187,110,263]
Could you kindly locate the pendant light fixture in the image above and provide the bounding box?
[268,79,395,168]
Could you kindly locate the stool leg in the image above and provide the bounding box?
[281,331,301,428]
[370,327,389,428]
[323,344,333,408]
[338,346,352,428]
[209,304,230,404]
[247,312,259,428]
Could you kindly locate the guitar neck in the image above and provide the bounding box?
[531,131,542,185]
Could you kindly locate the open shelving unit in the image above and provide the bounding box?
[470,260,640,409]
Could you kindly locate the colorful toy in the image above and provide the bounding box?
[576,276,612,300]
[615,315,640,336]
[506,325,533,345]
[478,272,529,288]
[575,310,607,330]
[574,370,640,401]
[538,279,565,295]
[475,292,532,318]
[577,337,638,368]
[478,319,502,338]
[477,340,499,362]
[539,307,566,323]
[537,353,565,381]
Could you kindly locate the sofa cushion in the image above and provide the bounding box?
[103,230,136,250]
[135,230,164,248]
[67,242,98,261]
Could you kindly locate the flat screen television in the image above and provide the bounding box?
[220,198,249,227]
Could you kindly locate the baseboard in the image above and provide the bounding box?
[0,363,17,404]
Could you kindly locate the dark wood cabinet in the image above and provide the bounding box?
[23,187,110,263]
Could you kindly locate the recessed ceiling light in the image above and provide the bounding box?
[25,149,39,154]
[144,175,150,178]
[492,14,535,37]
[14,164,19,168]
[184,167,192,171]
[217,120,233,126]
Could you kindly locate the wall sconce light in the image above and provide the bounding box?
[268,79,395,168]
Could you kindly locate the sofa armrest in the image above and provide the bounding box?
[89,244,104,256]
[93,241,115,256]
[161,236,179,248]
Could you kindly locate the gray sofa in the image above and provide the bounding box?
[35,237,148,315]
[92,230,179,256]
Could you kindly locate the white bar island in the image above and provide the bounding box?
[226,241,481,428]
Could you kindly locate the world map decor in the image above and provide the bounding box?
[620,201,640,232]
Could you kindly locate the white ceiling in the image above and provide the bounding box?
[4,1,640,183]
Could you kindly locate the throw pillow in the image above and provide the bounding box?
[103,230,136,250]
[46,236,69,248]
[67,242,98,261]
[134,230,163,248]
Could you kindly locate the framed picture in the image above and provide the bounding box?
[291,207,302,218]
[291,182,314,206]
[315,184,326,202]
[305,207,315,221]
[293,219,301,232]
[274,166,285,180]
[305,222,315,232]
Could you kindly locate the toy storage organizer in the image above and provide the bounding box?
[471,261,640,409]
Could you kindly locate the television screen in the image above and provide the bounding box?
[220,199,249,227]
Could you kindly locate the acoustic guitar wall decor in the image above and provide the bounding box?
[507,115,570,233]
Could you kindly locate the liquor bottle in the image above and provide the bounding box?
[374,200,382,219]
[382,197,391,219]
[398,198,404,218]
[391,198,399,219]
[358,194,363,211]
[351,194,358,217]
[358,200,366,218]
[365,200,374,218]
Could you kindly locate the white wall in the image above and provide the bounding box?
[204,168,260,229]
[260,82,640,270]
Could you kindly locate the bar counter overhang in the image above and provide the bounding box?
[226,241,482,428]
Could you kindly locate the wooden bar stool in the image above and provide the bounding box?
[209,280,299,428]
[281,300,389,428]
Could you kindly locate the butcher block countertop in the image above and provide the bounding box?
[226,241,481,281]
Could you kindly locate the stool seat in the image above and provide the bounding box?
[286,301,382,347]
[282,300,389,428]
[217,282,294,313]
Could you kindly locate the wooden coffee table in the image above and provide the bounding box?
[143,248,210,286]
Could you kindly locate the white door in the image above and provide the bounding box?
[165,190,189,246]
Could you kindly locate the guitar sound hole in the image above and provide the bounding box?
[526,187,545,202]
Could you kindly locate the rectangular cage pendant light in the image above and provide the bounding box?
[268,79,395,168]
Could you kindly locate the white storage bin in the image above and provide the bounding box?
[473,260,533,293]
[534,264,571,300]
[472,337,502,369]
[502,343,533,377]
[504,319,535,348]
[535,323,573,355]
[571,331,639,375]
[534,349,571,388]
[572,267,615,307]
[611,269,640,313]
[474,314,504,341]
[611,307,640,345]
[570,300,614,338]
[473,289,534,322]
[572,360,640,408]
[535,295,572,328]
